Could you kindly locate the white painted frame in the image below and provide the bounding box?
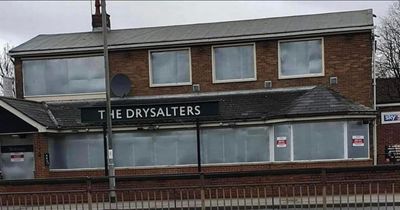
[148,47,192,87]
[24,93,106,102]
[344,121,348,159]
[278,37,325,79]
[212,43,257,84]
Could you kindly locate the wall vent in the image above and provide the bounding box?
[264,81,272,89]
[330,77,338,85]
[192,84,200,92]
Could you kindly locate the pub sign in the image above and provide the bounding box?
[81,101,219,123]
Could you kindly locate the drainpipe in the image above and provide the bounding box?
[372,26,378,165]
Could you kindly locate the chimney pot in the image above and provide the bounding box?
[92,0,111,31]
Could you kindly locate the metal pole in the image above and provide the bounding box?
[101,0,116,202]
[103,124,109,176]
[196,120,205,210]
[321,169,327,210]
[196,120,202,173]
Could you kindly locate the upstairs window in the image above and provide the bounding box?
[23,56,105,96]
[212,43,256,83]
[149,48,191,87]
[279,38,324,79]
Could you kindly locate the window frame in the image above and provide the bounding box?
[22,54,106,98]
[148,47,192,87]
[278,37,325,79]
[212,43,257,84]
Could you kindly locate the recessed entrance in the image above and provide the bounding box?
[0,135,34,180]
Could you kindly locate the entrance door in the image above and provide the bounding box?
[0,136,34,180]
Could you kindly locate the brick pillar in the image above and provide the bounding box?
[14,58,23,99]
[32,133,50,178]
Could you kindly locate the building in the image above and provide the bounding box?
[376,78,400,164]
[0,7,376,180]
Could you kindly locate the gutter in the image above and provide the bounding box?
[45,113,377,134]
[376,103,400,107]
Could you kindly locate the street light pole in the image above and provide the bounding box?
[100,0,116,201]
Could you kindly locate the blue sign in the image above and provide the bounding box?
[382,112,400,124]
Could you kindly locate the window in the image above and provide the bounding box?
[273,121,369,162]
[274,124,291,161]
[293,121,344,160]
[212,44,256,83]
[201,127,269,164]
[23,56,105,96]
[48,134,104,169]
[149,49,191,86]
[347,121,369,159]
[279,38,324,78]
[113,130,197,167]
[48,121,369,170]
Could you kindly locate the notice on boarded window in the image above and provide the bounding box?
[10,152,24,162]
[276,136,287,148]
[352,135,365,147]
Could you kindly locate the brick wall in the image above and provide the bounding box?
[377,106,400,164]
[14,58,22,99]
[15,32,373,107]
[109,33,372,106]
[2,165,400,195]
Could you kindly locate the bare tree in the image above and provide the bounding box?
[376,1,400,99]
[0,43,15,97]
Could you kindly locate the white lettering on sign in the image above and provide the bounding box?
[171,107,179,115]
[126,109,134,118]
[116,109,122,119]
[381,112,400,124]
[98,110,106,120]
[96,106,203,120]
[194,106,201,115]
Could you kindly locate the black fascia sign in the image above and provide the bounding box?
[81,101,219,123]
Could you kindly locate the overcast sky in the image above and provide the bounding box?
[0,1,395,48]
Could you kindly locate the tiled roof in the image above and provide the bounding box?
[10,9,373,56]
[0,86,374,131]
[0,97,56,128]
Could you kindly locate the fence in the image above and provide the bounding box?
[1,166,400,209]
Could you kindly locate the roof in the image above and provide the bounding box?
[0,86,375,131]
[377,78,400,104]
[0,97,55,128]
[10,9,374,57]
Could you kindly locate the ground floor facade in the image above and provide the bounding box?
[0,86,376,180]
[0,120,372,180]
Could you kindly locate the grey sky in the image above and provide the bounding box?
[0,1,395,48]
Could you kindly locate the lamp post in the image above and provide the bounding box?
[101,0,116,202]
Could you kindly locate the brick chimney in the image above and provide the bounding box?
[92,0,110,31]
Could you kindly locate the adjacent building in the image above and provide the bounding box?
[0,8,376,180]
[376,78,400,164]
